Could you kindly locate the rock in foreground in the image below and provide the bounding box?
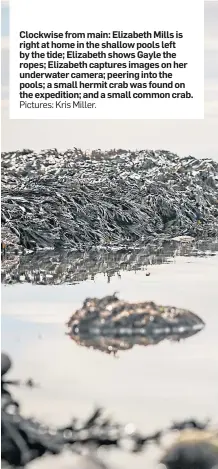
[161,428,218,469]
[68,294,205,339]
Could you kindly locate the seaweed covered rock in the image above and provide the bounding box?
[67,294,205,339]
[1,149,218,251]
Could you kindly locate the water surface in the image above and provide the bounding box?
[1,253,218,468]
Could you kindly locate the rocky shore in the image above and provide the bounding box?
[1,148,218,252]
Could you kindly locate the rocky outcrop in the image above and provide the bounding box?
[68,294,205,340]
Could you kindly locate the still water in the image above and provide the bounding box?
[1,251,218,468]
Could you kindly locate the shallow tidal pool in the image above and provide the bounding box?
[1,253,218,469]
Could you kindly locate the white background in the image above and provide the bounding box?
[10,0,204,120]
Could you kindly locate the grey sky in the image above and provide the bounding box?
[1,1,218,159]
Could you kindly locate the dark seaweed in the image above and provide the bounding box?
[1,353,217,469]
[1,149,218,252]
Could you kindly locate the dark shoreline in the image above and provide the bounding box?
[2,149,218,252]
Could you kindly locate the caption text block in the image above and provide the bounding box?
[10,0,204,119]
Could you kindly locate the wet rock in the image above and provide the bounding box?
[161,428,218,469]
[1,149,218,251]
[1,352,12,377]
[68,294,205,340]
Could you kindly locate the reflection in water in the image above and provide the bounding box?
[69,328,204,356]
[1,240,218,285]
